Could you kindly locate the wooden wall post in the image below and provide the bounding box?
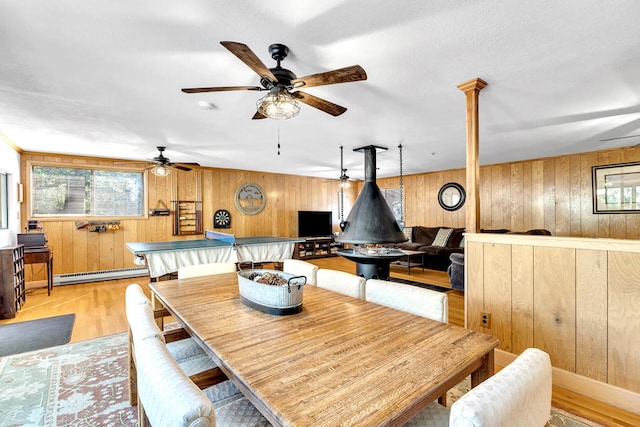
[457,78,487,233]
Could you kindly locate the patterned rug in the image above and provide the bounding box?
[0,333,136,427]
[0,333,606,427]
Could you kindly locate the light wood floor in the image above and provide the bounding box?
[2,257,638,426]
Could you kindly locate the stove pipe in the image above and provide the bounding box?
[336,145,407,245]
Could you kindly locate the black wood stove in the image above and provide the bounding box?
[336,247,405,280]
[335,145,408,279]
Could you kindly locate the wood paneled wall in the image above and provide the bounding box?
[20,152,356,278]
[376,169,467,228]
[21,144,640,278]
[466,233,640,413]
[376,145,640,237]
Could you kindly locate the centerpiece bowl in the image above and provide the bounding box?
[237,269,307,315]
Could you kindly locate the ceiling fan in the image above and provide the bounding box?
[117,147,199,176]
[324,146,352,187]
[181,41,367,120]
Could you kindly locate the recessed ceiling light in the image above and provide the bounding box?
[198,101,216,110]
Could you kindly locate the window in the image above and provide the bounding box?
[31,166,144,217]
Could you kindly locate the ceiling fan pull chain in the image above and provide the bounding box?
[277,124,281,155]
[399,143,404,226]
[340,145,345,223]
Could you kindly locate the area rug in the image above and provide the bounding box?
[0,332,606,427]
[0,333,136,427]
[0,314,76,357]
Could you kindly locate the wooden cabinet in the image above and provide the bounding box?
[172,200,203,235]
[296,237,341,259]
[0,245,26,319]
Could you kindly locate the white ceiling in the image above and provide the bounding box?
[2,0,640,181]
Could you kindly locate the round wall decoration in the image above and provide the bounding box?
[213,209,231,229]
[235,183,266,215]
[438,182,466,211]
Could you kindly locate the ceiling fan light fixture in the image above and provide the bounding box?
[151,163,172,177]
[257,88,300,120]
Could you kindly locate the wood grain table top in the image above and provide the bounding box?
[149,273,499,426]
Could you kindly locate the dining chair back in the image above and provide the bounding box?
[135,335,269,427]
[365,279,448,323]
[178,262,237,279]
[283,259,319,284]
[449,347,552,427]
[125,284,230,406]
[316,268,366,299]
[125,284,164,343]
[404,348,552,427]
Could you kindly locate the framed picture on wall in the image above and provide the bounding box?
[381,187,403,222]
[592,162,640,213]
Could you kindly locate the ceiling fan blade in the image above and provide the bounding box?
[114,160,151,165]
[220,41,277,83]
[171,164,193,172]
[292,91,347,116]
[252,111,267,120]
[181,85,262,93]
[291,65,367,89]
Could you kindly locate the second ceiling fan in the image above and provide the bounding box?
[181,41,367,120]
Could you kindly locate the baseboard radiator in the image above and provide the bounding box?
[53,267,149,286]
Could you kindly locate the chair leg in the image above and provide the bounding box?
[137,401,149,427]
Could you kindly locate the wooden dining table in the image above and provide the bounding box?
[149,273,499,427]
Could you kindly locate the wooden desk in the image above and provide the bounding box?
[150,274,499,426]
[24,247,53,296]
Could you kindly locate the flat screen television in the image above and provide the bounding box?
[298,210,333,237]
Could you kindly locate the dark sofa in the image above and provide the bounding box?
[391,226,465,271]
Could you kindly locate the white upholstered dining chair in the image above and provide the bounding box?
[177,262,237,279]
[125,284,236,406]
[365,279,448,323]
[316,268,366,299]
[283,259,319,285]
[403,347,553,427]
[135,334,270,427]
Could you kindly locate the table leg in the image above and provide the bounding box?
[47,256,53,296]
[471,349,495,387]
[151,293,164,330]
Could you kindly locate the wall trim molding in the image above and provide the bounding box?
[465,232,640,253]
[496,349,640,416]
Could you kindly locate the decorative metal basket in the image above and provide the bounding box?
[237,269,307,315]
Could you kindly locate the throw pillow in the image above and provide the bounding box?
[459,236,465,248]
[432,228,454,247]
[402,227,413,242]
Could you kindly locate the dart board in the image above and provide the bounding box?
[213,209,231,229]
